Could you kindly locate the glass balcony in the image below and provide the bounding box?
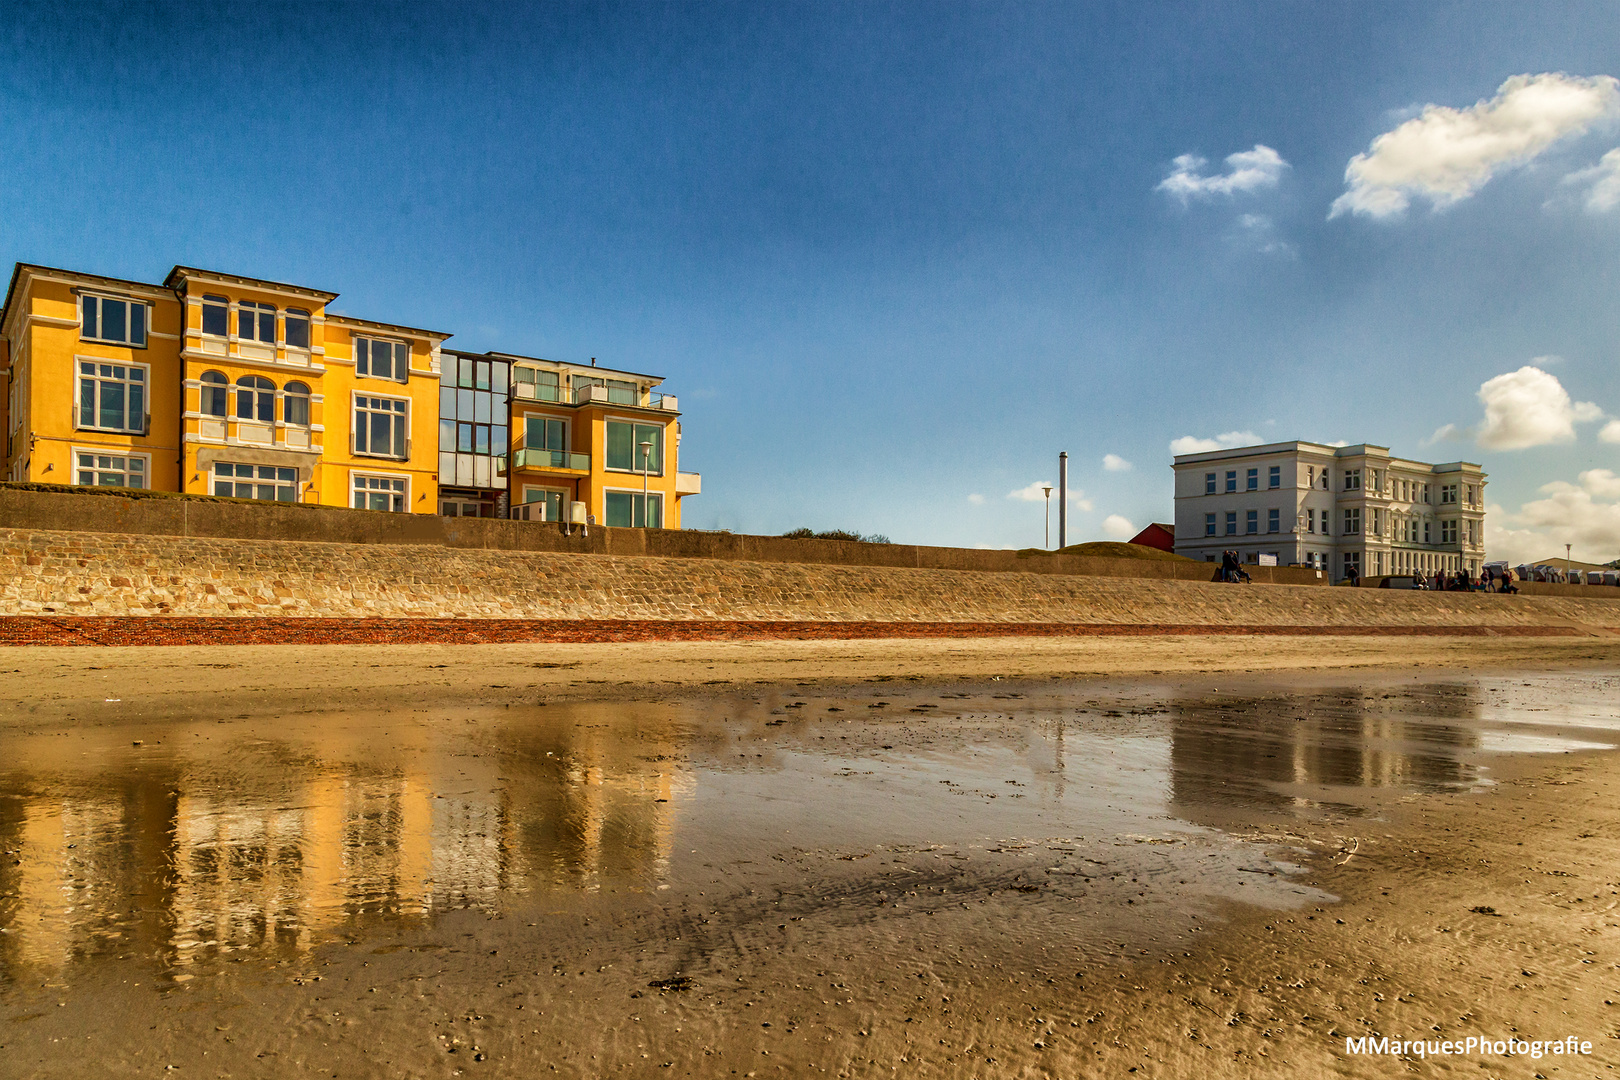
[512,447,590,472]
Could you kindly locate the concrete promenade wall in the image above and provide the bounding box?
[0,483,1322,586]
[3,526,1619,632]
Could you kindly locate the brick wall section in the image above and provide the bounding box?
[2,527,1618,631]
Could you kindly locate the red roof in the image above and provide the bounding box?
[1128,522,1175,552]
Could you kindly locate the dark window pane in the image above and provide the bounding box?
[82,296,97,339]
[286,317,309,349]
[606,421,633,470]
[392,415,406,457]
[100,381,125,429]
[104,299,126,342]
[79,378,94,424]
[239,308,254,337]
[130,303,146,347]
[202,298,228,336]
[130,384,144,429]
[371,415,391,455]
[354,413,367,451]
[605,492,633,528]
[259,310,274,343]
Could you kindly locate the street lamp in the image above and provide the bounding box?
[640,439,653,528]
[1042,485,1053,549]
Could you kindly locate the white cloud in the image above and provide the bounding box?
[966,493,985,506]
[1101,514,1137,540]
[1158,145,1289,204]
[1600,419,1620,444]
[1330,72,1620,220]
[1006,482,1093,511]
[1489,476,1620,565]
[1561,147,1620,211]
[1580,468,1620,499]
[1475,364,1604,449]
[1422,422,1460,447]
[1102,454,1133,472]
[1168,430,1262,456]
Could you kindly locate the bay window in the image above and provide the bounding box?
[238,301,276,344]
[355,395,408,458]
[77,361,147,433]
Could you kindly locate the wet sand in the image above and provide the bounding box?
[2,639,1619,1078]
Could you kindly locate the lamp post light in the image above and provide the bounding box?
[1042,485,1053,549]
[640,440,653,528]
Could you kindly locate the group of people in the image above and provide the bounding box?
[1216,549,1251,583]
[1410,566,1517,593]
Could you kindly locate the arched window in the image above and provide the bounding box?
[236,375,275,422]
[284,381,311,426]
[200,370,228,417]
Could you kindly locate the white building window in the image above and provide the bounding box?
[81,294,148,347]
[215,462,297,502]
[355,335,409,382]
[284,381,311,426]
[75,450,146,488]
[352,473,407,511]
[1343,469,1361,491]
[77,361,147,433]
[605,490,662,528]
[285,308,311,350]
[1343,507,1361,534]
[200,370,229,417]
[355,395,408,458]
[201,295,229,337]
[238,300,276,344]
[236,375,275,421]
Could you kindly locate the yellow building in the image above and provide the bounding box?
[1,263,446,512]
[501,353,700,529]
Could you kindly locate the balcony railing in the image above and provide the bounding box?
[510,381,680,411]
[511,447,590,472]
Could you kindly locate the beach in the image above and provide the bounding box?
[1,637,1617,1077]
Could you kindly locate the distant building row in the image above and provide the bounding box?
[1171,441,1486,581]
[0,263,700,526]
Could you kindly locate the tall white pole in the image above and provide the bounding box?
[1058,452,1068,549]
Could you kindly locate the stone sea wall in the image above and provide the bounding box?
[3,527,1618,631]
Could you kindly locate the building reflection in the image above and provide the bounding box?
[0,704,690,978]
[1169,683,1481,820]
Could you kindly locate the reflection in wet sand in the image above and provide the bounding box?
[0,711,690,977]
[1170,683,1481,819]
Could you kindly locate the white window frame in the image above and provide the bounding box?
[1343,507,1362,535]
[520,485,571,523]
[354,334,410,383]
[602,486,664,529]
[75,357,150,434]
[353,392,411,460]
[1344,468,1361,491]
[351,470,410,512]
[79,292,150,348]
[604,417,665,475]
[200,294,230,338]
[72,446,150,489]
[238,300,277,344]
[213,462,300,503]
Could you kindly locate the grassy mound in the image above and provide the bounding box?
[1017,541,1194,562]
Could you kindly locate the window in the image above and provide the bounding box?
[1246,468,1258,491]
[285,308,311,350]
[522,489,566,524]
[1343,507,1361,534]
[81,294,148,347]
[604,491,662,528]
[201,295,229,337]
[215,462,297,502]
[1306,508,1315,534]
[75,451,145,488]
[1268,465,1280,489]
[1344,469,1361,491]
[1307,466,1314,488]
[1423,520,1431,543]
[573,374,637,405]
[1245,509,1258,534]
[514,367,561,402]
[1225,470,1237,493]
[77,361,146,433]
[525,417,567,451]
[238,301,276,344]
[1421,483,1430,503]
[355,395,408,457]
[1204,512,1216,536]
[1343,552,1361,579]
[1440,483,1458,505]
[284,381,311,426]
[1441,519,1458,544]
[1466,520,1477,545]
[1267,508,1279,533]
[605,420,664,473]
[352,473,406,512]
[1319,470,1329,490]
[1205,472,1216,495]
[355,336,409,381]
[200,370,228,417]
[236,375,275,421]
[1224,511,1237,536]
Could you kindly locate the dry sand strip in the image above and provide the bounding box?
[0,614,1611,647]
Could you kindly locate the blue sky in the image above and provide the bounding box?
[3,2,1619,560]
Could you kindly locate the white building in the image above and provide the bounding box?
[1172,441,1486,582]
